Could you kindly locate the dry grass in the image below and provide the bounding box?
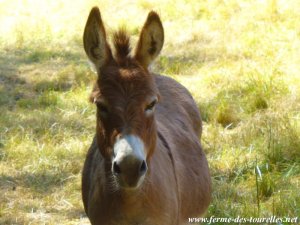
[0,0,299,224]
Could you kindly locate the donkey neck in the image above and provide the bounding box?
[101,179,150,224]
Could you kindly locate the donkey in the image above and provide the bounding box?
[82,7,211,225]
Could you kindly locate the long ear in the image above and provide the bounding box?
[135,11,164,69]
[83,7,111,69]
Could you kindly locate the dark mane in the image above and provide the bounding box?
[113,28,131,64]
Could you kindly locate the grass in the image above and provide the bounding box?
[0,0,299,224]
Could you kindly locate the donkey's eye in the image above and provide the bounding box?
[96,102,109,116]
[145,99,157,112]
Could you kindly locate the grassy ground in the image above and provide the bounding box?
[0,0,299,224]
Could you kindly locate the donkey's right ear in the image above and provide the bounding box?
[83,7,111,69]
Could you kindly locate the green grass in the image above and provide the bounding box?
[0,0,299,224]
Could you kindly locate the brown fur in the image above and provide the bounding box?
[82,7,211,225]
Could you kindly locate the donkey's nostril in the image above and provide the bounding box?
[139,160,147,175]
[113,161,121,174]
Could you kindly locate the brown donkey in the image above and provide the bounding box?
[82,7,211,225]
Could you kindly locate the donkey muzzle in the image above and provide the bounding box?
[112,135,147,188]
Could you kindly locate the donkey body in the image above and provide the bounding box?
[82,7,211,225]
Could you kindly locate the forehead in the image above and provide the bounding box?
[98,65,156,103]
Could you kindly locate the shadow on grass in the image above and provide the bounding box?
[0,56,27,108]
[0,170,73,194]
[0,45,87,109]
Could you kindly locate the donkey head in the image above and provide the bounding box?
[83,7,164,189]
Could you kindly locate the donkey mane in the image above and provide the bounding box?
[112,28,132,65]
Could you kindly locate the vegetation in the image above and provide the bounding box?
[0,0,299,224]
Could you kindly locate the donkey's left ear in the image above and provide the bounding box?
[134,11,164,69]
